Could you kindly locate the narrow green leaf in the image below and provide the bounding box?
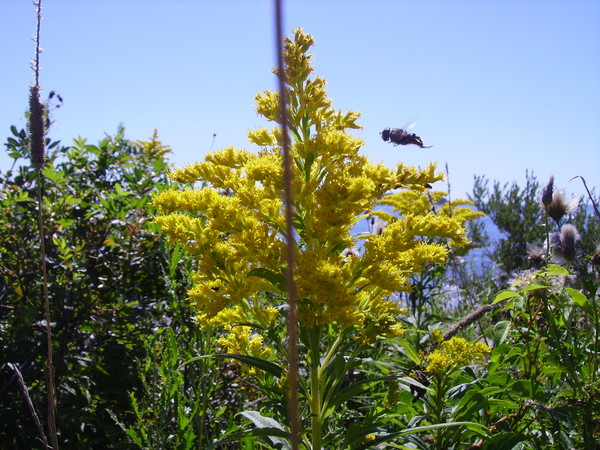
[397,338,421,365]
[482,431,529,450]
[452,391,487,422]
[180,354,282,378]
[239,409,290,449]
[207,427,290,450]
[324,376,395,419]
[353,422,488,450]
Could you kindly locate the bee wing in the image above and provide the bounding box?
[404,121,418,131]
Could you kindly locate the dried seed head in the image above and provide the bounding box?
[591,247,600,266]
[368,215,388,235]
[545,189,579,224]
[341,247,359,258]
[28,85,46,170]
[550,224,579,263]
[218,187,235,197]
[527,244,546,266]
[540,175,554,207]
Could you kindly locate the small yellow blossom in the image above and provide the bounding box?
[426,337,491,377]
[217,326,272,375]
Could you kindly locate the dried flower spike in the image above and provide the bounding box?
[28,85,46,170]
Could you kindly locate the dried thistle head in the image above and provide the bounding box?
[368,215,388,235]
[591,247,600,266]
[540,175,554,207]
[341,247,359,258]
[527,244,546,267]
[28,85,46,170]
[545,189,579,224]
[550,224,579,263]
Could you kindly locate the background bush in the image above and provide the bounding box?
[0,126,200,448]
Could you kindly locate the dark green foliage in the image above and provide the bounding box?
[0,126,194,448]
[111,327,240,449]
[470,171,544,275]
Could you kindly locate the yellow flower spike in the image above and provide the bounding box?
[255,90,281,124]
[431,328,444,343]
[204,146,251,167]
[207,305,249,329]
[217,326,273,375]
[395,162,444,188]
[248,128,282,148]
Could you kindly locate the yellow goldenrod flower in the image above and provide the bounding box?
[426,337,491,377]
[152,29,482,351]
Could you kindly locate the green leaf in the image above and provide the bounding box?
[523,282,550,293]
[397,338,421,365]
[292,213,306,232]
[342,422,385,448]
[452,391,487,422]
[565,287,592,315]
[352,422,489,450]
[545,264,569,276]
[324,376,395,419]
[42,166,66,183]
[207,425,290,450]
[8,150,24,159]
[493,290,520,304]
[238,410,290,449]
[180,354,283,378]
[491,320,511,345]
[397,375,430,392]
[482,431,529,450]
[107,409,144,447]
[247,267,285,291]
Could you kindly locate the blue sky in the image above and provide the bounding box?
[1,0,599,201]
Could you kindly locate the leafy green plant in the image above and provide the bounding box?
[0,127,191,447]
[482,263,600,449]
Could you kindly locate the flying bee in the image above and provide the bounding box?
[381,126,432,148]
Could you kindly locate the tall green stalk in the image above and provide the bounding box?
[308,327,322,449]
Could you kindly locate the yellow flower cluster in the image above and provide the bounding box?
[377,190,485,254]
[217,325,272,375]
[152,29,480,353]
[426,337,491,377]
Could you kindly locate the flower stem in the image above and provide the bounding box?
[308,326,323,450]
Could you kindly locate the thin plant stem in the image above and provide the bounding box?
[36,171,58,450]
[33,1,42,87]
[273,1,300,448]
[309,328,323,450]
[31,1,58,447]
[9,363,48,449]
